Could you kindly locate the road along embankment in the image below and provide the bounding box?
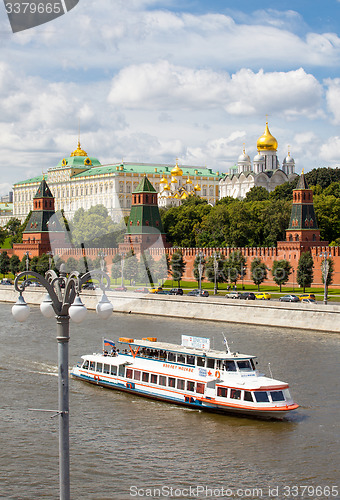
[2,286,340,333]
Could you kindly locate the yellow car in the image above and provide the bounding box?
[298,293,316,301]
[148,287,163,294]
[255,292,271,300]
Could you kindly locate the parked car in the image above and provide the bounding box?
[113,286,127,292]
[225,292,242,299]
[239,292,256,300]
[29,281,42,287]
[279,294,300,302]
[255,292,271,300]
[83,282,96,290]
[169,288,183,295]
[149,287,163,294]
[301,298,317,303]
[155,289,171,295]
[298,293,316,301]
[134,287,149,293]
[187,289,209,297]
[0,278,13,285]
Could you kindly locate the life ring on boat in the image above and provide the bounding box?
[215,370,221,379]
[94,375,99,381]
[126,382,133,389]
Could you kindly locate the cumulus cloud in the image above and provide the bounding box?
[325,78,340,124]
[109,62,324,119]
[320,136,340,162]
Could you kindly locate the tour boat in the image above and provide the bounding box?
[71,335,298,419]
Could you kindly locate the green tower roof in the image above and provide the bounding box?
[133,176,157,194]
[34,178,54,199]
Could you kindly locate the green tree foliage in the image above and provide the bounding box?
[205,254,226,292]
[170,251,186,286]
[9,254,20,275]
[6,214,32,245]
[161,197,211,247]
[0,227,7,247]
[65,257,78,273]
[224,251,246,285]
[153,253,170,284]
[250,257,268,291]
[297,252,314,292]
[70,205,125,248]
[271,260,292,292]
[0,251,10,276]
[245,186,269,201]
[306,167,340,190]
[111,254,122,283]
[313,194,340,243]
[124,250,139,285]
[36,254,50,275]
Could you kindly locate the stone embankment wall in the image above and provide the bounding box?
[2,287,340,333]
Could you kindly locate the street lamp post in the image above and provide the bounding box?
[12,264,113,500]
[213,253,219,295]
[120,252,126,287]
[25,251,29,272]
[319,251,331,305]
[198,252,203,294]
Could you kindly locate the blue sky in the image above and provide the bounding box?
[1,0,340,196]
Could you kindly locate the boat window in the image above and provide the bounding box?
[217,387,228,398]
[134,370,141,381]
[244,391,254,402]
[168,352,176,362]
[250,359,256,370]
[103,364,110,374]
[270,391,285,402]
[230,389,241,400]
[118,365,125,377]
[196,383,205,394]
[254,391,270,403]
[237,360,253,372]
[177,379,185,390]
[197,356,205,367]
[186,355,195,365]
[284,389,291,400]
[96,363,103,373]
[89,361,95,371]
[177,354,185,363]
[207,358,215,369]
[168,377,176,388]
[151,374,158,384]
[215,359,222,370]
[110,365,117,376]
[142,372,149,382]
[223,360,236,372]
[187,381,195,392]
[126,369,133,379]
[159,375,167,386]
[82,360,89,369]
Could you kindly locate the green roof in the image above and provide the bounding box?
[134,176,157,193]
[14,174,43,186]
[34,179,53,199]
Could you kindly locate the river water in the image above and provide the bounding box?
[1,302,339,500]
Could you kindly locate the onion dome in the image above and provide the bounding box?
[256,121,278,151]
[174,193,180,199]
[253,152,265,162]
[164,183,170,191]
[238,148,251,163]
[186,176,193,184]
[171,176,178,183]
[160,174,168,184]
[171,160,183,177]
[194,183,201,192]
[181,192,188,199]
[70,141,88,157]
[283,151,295,165]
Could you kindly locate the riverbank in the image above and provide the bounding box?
[2,286,340,333]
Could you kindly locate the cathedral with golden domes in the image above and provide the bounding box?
[219,121,298,199]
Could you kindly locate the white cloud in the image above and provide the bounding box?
[325,78,340,124]
[320,136,340,163]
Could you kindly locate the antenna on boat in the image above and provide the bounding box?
[268,362,273,379]
[222,333,230,354]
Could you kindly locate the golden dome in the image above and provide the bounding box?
[164,183,170,191]
[160,174,167,184]
[171,176,178,183]
[171,160,183,177]
[70,141,88,157]
[186,176,193,184]
[256,122,278,151]
[194,183,201,191]
[174,193,180,199]
[181,192,188,199]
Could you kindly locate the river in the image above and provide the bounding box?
[1,303,339,500]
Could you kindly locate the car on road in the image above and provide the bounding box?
[83,282,96,290]
[113,286,127,292]
[149,287,163,294]
[169,288,183,295]
[255,292,271,300]
[239,292,256,300]
[279,294,300,302]
[301,298,317,304]
[187,289,209,297]
[155,289,171,294]
[0,279,13,285]
[298,293,316,301]
[225,292,242,299]
[134,287,149,293]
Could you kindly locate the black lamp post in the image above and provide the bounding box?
[12,264,113,500]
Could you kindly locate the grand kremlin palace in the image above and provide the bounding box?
[12,142,221,223]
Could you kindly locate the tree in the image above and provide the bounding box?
[170,251,186,287]
[36,254,50,275]
[124,250,139,285]
[111,254,122,284]
[19,254,30,272]
[205,254,226,293]
[9,254,20,276]
[271,259,292,292]
[0,251,10,276]
[65,257,78,273]
[250,258,268,291]
[245,186,269,201]
[152,253,170,284]
[224,251,246,286]
[297,252,314,292]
